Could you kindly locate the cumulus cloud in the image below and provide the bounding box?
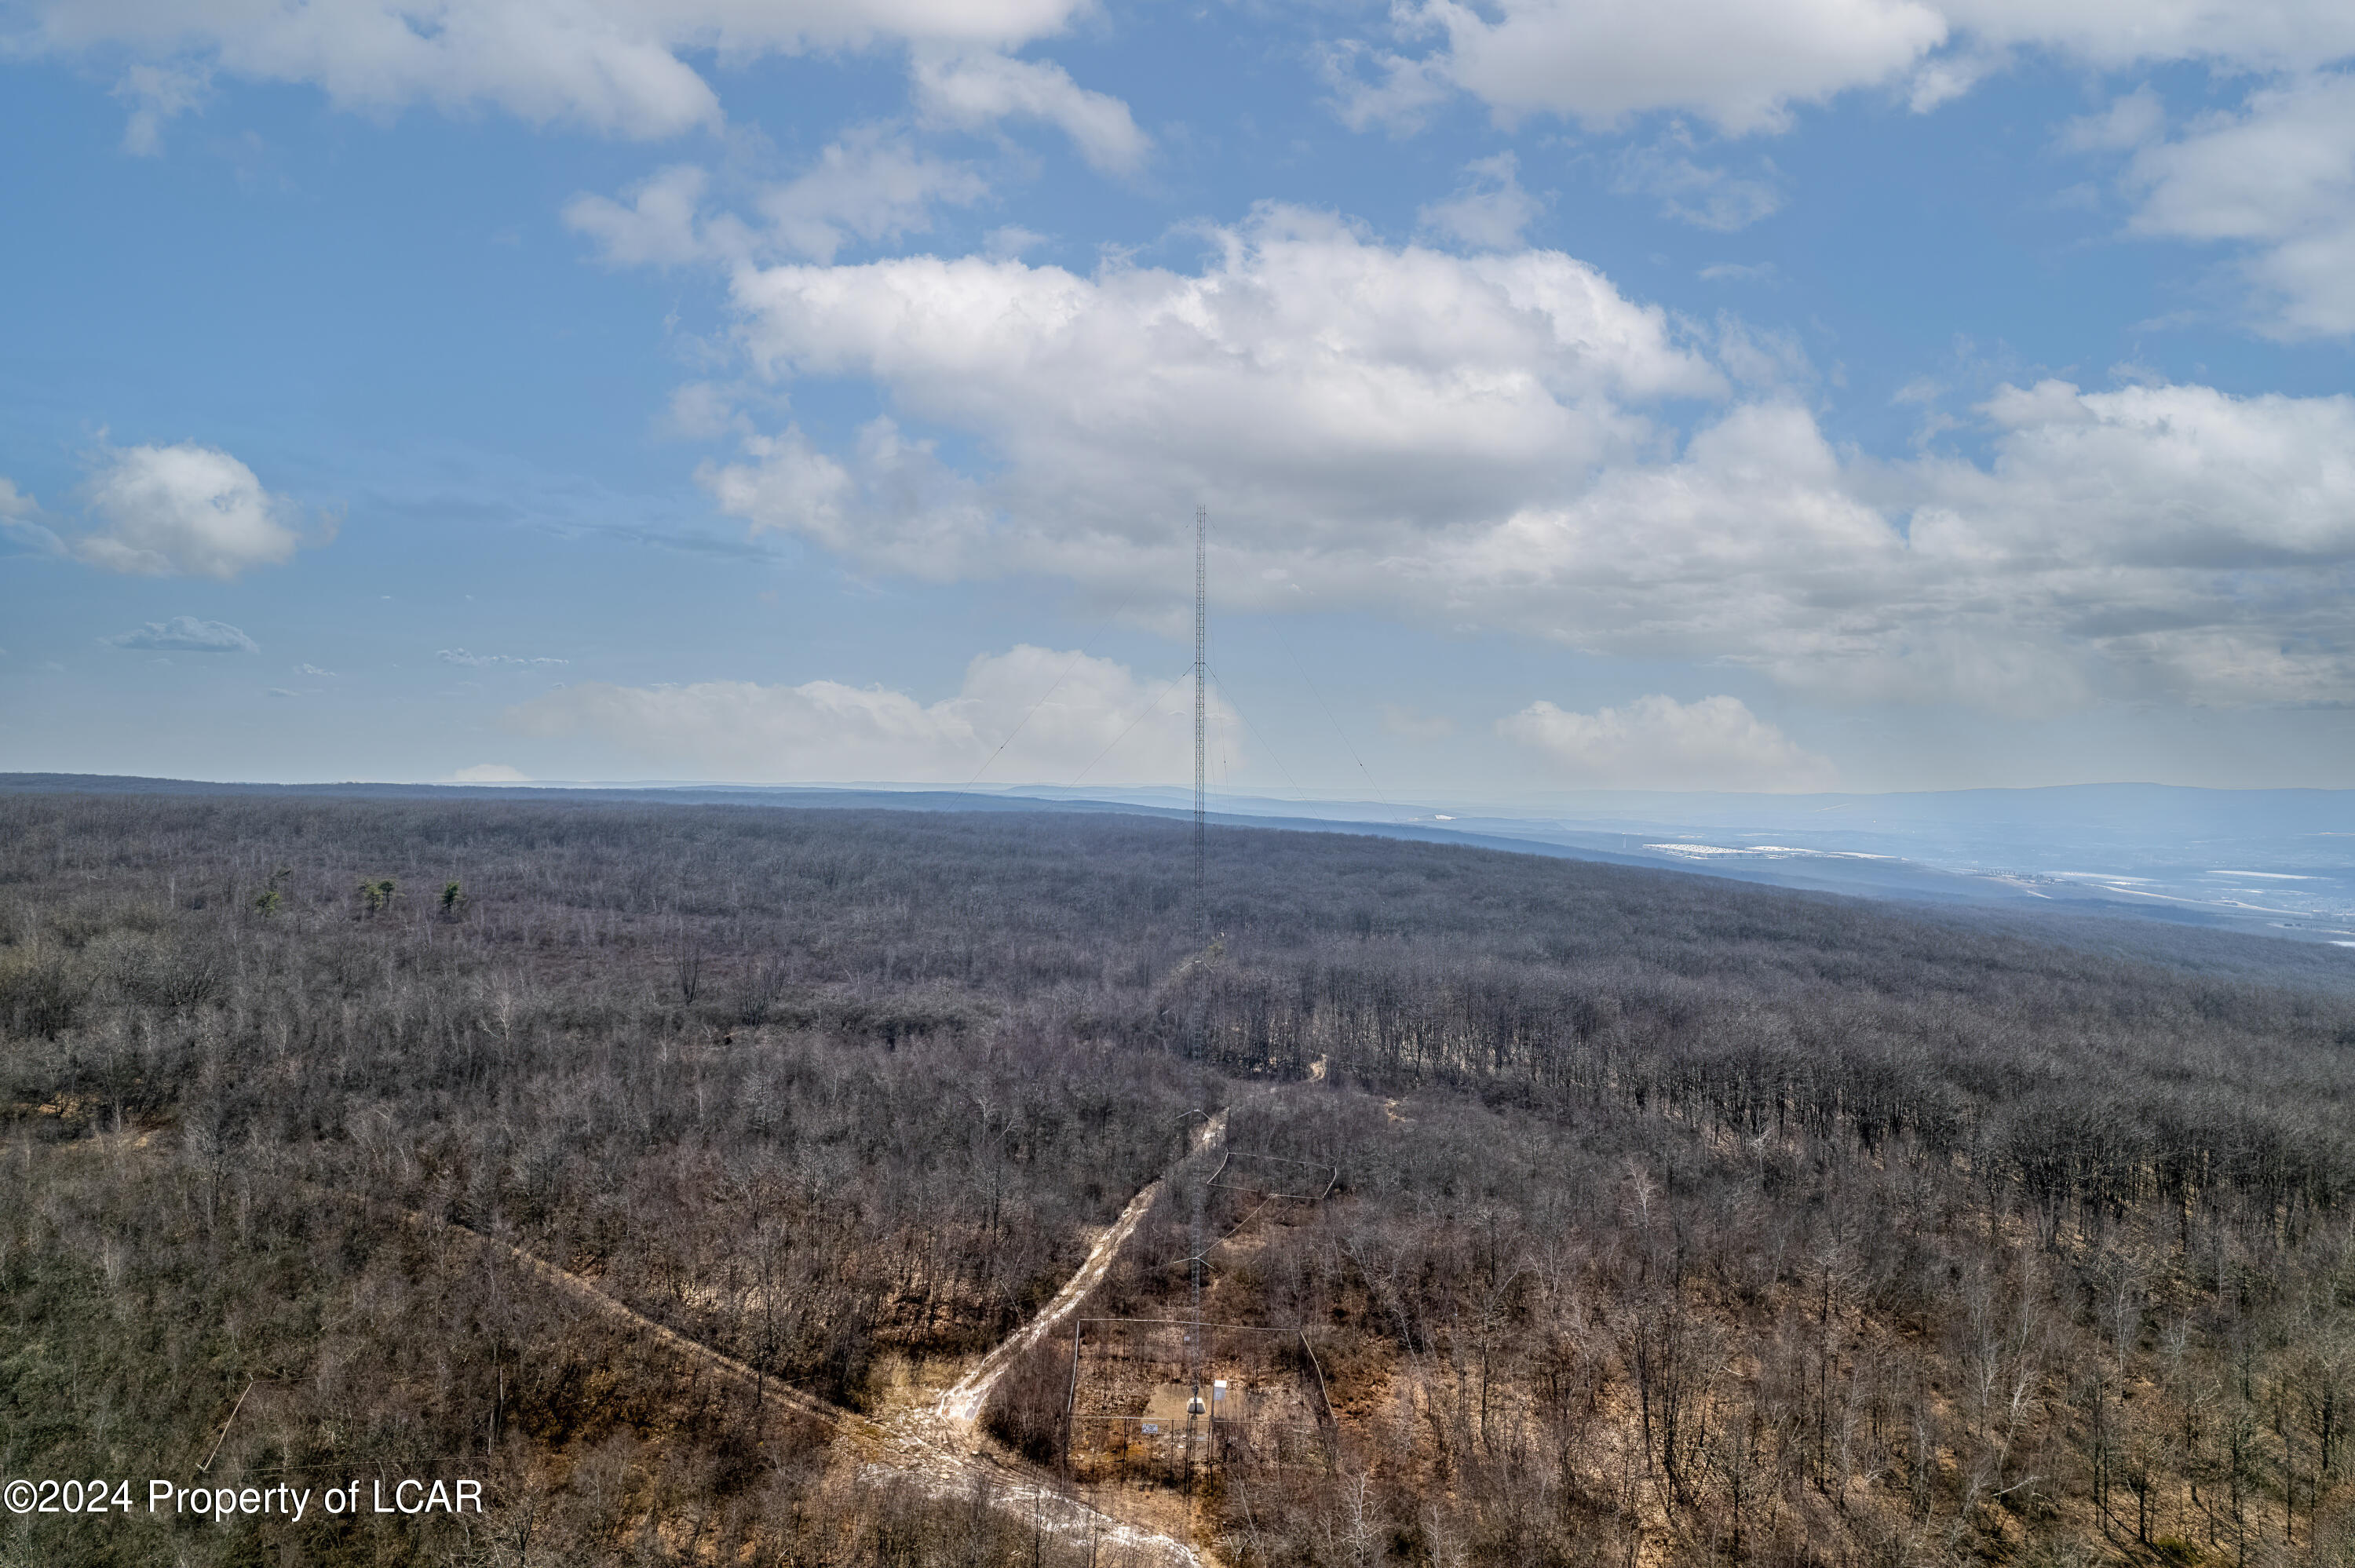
[1499,693,1836,790]
[451,763,531,782]
[558,199,2355,714]
[710,206,1722,583]
[2116,71,2355,338]
[1895,378,2355,704]
[23,0,1095,146]
[101,616,259,654]
[911,51,1149,175]
[1334,0,2355,137]
[64,442,310,579]
[719,226,2355,708]
[507,645,1240,783]
[1433,383,2355,713]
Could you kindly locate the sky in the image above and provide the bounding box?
[3,0,2354,800]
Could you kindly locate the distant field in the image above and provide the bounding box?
[4,789,2353,1566]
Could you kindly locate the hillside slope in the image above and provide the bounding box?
[3,792,2352,1565]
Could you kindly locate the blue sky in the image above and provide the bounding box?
[4,0,2354,797]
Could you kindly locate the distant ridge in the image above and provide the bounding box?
[9,771,2353,949]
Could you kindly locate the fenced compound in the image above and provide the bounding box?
[1064,1315,1334,1488]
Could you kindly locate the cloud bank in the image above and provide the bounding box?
[670,211,2355,715]
[1499,694,1835,790]
[508,645,1240,783]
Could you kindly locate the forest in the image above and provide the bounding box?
[3,789,2353,1566]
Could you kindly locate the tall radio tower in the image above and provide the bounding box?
[1188,505,1210,1490]
[1193,504,1207,952]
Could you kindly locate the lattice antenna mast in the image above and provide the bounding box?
[1188,504,1208,1490]
[1193,503,1207,953]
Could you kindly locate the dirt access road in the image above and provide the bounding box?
[408,1110,1232,1565]
[932,1109,1226,1431]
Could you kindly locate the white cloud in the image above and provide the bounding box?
[451,763,531,782]
[566,134,988,268]
[1499,694,1836,790]
[1904,45,2005,113]
[1416,153,1539,250]
[2117,71,2355,338]
[712,205,1722,582]
[25,0,1096,145]
[1894,378,2355,705]
[674,216,2355,714]
[1611,140,1785,230]
[755,132,991,262]
[1919,378,2355,566]
[2057,85,2164,153]
[663,381,753,441]
[1940,0,2355,76]
[1442,383,2355,713]
[112,61,209,155]
[1321,43,1455,135]
[564,164,715,268]
[1335,0,2355,137]
[101,616,259,654]
[0,478,36,520]
[70,443,309,579]
[1425,400,1955,698]
[507,645,1240,783]
[912,51,1149,175]
[984,224,1050,259]
[699,418,995,580]
[1343,0,1947,136]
